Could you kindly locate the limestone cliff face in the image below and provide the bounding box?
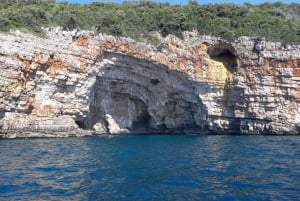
[0,28,300,138]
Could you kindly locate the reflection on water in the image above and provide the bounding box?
[1,135,300,200]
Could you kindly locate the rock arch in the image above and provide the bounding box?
[77,53,207,134]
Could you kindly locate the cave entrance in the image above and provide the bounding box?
[127,97,151,132]
[83,90,152,134]
[208,43,238,73]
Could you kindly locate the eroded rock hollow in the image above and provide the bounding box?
[1,28,300,138]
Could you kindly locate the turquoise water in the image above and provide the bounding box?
[0,135,300,200]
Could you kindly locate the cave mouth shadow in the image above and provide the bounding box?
[208,44,238,73]
[75,52,211,134]
[127,97,152,132]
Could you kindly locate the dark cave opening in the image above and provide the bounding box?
[208,45,238,73]
[150,78,160,85]
[131,113,151,131]
[127,98,152,132]
[75,120,85,129]
[83,87,153,133]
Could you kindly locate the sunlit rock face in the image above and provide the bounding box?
[0,28,300,138]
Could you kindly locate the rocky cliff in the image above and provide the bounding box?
[0,28,300,138]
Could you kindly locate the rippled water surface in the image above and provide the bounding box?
[1,135,300,200]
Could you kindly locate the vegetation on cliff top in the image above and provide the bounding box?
[0,0,300,44]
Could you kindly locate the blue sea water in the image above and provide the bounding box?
[1,135,300,201]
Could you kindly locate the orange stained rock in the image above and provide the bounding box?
[32,54,49,65]
[79,58,87,73]
[168,37,183,49]
[2,81,23,95]
[31,104,56,117]
[95,36,234,87]
[21,60,32,73]
[19,54,69,78]
[265,67,276,76]
[290,89,300,100]
[191,43,209,55]
[44,56,68,77]
[293,68,300,77]
[25,97,35,111]
[73,37,89,47]
[264,59,300,77]
[193,62,205,81]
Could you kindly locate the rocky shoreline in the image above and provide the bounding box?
[0,28,300,138]
[1,129,298,139]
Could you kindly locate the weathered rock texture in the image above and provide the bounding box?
[1,28,300,138]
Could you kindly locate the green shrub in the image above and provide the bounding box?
[0,1,299,44]
[0,16,11,31]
